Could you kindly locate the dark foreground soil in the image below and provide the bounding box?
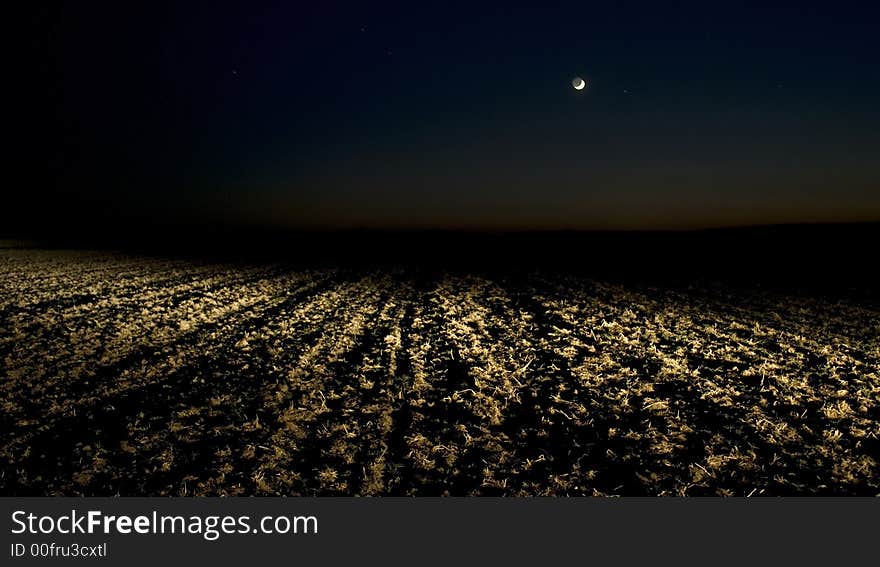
[1,248,878,495]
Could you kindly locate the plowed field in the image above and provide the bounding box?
[2,248,878,495]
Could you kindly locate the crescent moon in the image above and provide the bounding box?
[572,77,586,90]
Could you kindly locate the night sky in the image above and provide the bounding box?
[16,1,880,233]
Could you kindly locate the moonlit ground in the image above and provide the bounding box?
[1,248,878,495]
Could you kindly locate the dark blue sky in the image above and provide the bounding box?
[20,1,880,230]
